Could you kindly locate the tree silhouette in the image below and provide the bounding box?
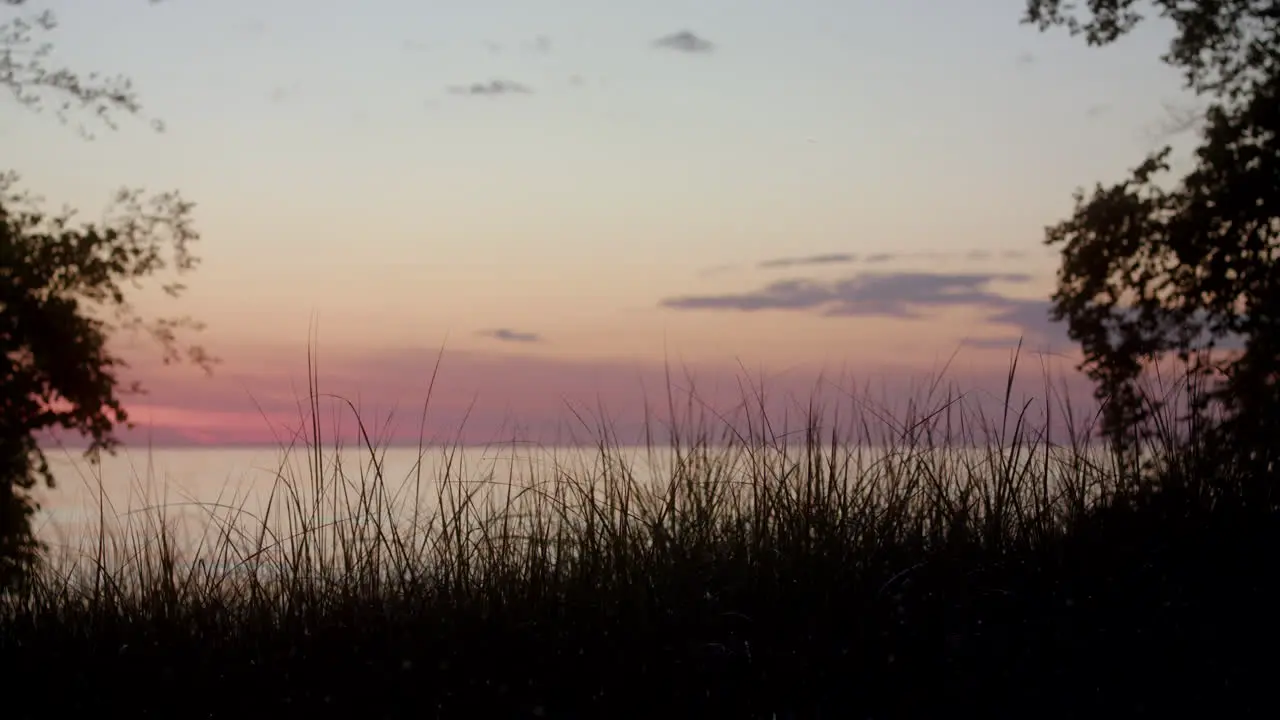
[1,0,212,591]
[1022,0,1279,458]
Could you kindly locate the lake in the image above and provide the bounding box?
[32,440,1121,572]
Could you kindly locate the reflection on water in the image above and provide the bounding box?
[36,444,636,543]
[33,442,1121,574]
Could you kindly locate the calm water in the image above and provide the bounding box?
[35,444,655,546]
[33,442,1118,564]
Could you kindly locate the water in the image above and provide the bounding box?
[35,444,652,547]
[32,441,1121,572]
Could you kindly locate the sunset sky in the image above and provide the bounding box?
[6,0,1197,446]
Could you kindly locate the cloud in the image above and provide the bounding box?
[653,31,715,53]
[661,272,1034,318]
[959,336,1031,351]
[661,271,1084,354]
[972,299,1074,351]
[759,253,857,269]
[85,344,1099,449]
[967,301,1252,356]
[479,328,542,343]
[526,35,552,55]
[267,83,302,103]
[697,263,738,278]
[752,249,1028,270]
[448,79,532,96]
[686,248,1039,284]
[1086,103,1111,118]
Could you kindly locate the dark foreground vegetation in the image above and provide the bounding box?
[2,362,1277,719]
[2,0,1277,716]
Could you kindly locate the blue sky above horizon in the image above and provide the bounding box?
[5,0,1198,445]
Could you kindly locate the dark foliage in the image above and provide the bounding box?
[1023,0,1280,456]
[0,372,1276,718]
[1,0,210,591]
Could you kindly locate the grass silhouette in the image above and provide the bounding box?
[1,346,1276,718]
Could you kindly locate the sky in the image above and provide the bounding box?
[4,0,1198,446]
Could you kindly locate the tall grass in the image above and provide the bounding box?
[1,349,1276,719]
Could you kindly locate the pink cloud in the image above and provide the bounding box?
[42,341,1104,450]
